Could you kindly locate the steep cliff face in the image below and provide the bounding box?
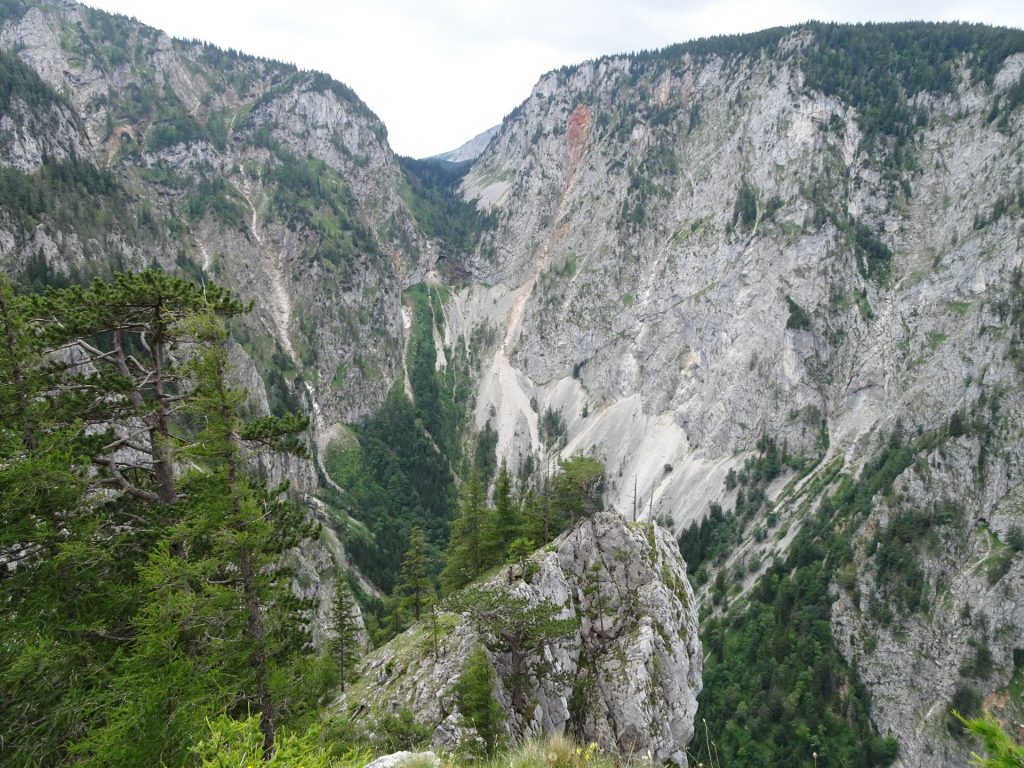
[458,29,1024,521]
[337,513,702,765]
[444,24,1024,767]
[0,0,429,437]
[0,0,438,643]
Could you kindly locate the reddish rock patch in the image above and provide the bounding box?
[566,104,591,176]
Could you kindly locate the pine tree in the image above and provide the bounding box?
[397,525,432,621]
[28,269,247,507]
[332,578,361,690]
[453,645,505,755]
[0,276,148,768]
[518,486,548,548]
[447,587,578,716]
[67,289,316,765]
[440,471,489,593]
[493,460,518,560]
[955,710,1024,768]
[550,455,604,525]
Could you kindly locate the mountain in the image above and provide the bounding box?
[0,0,433,433]
[447,21,1024,768]
[430,124,500,165]
[1,4,1024,766]
[0,0,459,630]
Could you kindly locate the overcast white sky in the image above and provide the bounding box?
[82,1,1024,158]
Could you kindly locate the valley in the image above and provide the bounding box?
[0,3,1023,767]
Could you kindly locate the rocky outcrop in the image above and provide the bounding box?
[365,752,438,768]
[336,512,701,766]
[831,433,1024,768]
[455,30,1024,526]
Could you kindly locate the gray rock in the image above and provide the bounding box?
[365,751,438,768]
[337,512,701,766]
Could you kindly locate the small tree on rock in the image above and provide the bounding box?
[332,578,361,690]
[397,525,432,622]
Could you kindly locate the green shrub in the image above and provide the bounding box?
[454,645,506,755]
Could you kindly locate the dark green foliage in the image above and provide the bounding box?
[623,26,791,69]
[332,579,361,689]
[397,525,433,622]
[539,405,568,449]
[0,160,132,284]
[785,295,812,330]
[102,78,208,153]
[1007,525,1024,552]
[996,269,1024,372]
[266,152,380,279]
[869,500,963,622]
[0,272,324,766]
[809,199,894,281]
[678,435,786,583]
[987,73,1024,132]
[186,174,250,232]
[493,462,517,560]
[693,431,958,768]
[74,298,318,763]
[986,548,1018,585]
[549,454,605,525]
[446,586,579,717]
[337,708,431,754]
[949,685,984,734]
[954,710,1024,768]
[0,1,30,23]
[699,553,899,768]
[405,284,477,470]
[800,23,1024,149]
[0,424,136,767]
[438,457,606,595]
[733,181,757,229]
[677,501,733,578]
[398,156,494,254]
[698,518,897,767]
[850,219,894,280]
[0,48,70,114]
[146,108,207,151]
[961,636,995,680]
[325,386,454,593]
[302,70,382,131]
[440,471,491,593]
[474,420,499,481]
[453,646,506,755]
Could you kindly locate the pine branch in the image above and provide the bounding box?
[92,456,160,504]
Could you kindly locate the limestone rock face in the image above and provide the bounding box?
[0,0,435,641]
[338,513,702,766]
[454,34,1024,530]
[365,751,438,768]
[443,29,1024,767]
[0,0,429,433]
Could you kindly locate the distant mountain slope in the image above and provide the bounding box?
[0,0,453,654]
[430,124,499,164]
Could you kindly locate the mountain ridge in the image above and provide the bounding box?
[1,5,1023,766]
